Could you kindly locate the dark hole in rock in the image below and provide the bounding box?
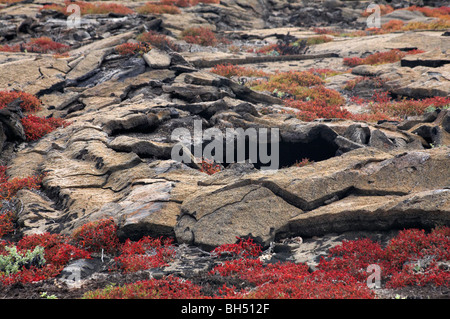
[195,134,338,170]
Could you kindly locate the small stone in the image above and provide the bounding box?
[143,48,172,69]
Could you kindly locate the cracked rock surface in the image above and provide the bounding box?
[0,0,449,299]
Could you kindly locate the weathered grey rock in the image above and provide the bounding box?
[369,129,396,151]
[14,189,62,236]
[102,113,159,135]
[162,83,227,102]
[143,48,172,69]
[335,135,365,154]
[443,111,450,134]
[0,98,26,142]
[343,124,371,145]
[65,48,109,83]
[380,9,427,24]
[175,184,304,249]
[412,125,443,146]
[109,136,174,159]
[174,146,450,247]
[288,189,450,237]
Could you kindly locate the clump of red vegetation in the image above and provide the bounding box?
[136,0,219,15]
[0,232,91,286]
[404,5,450,20]
[0,218,176,287]
[0,91,70,141]
[306,68,343,79]
[83,275,205,299]
[180,27,218,46]
[41,1,134,16]
[305,35,334,45]
[0,211,14,238]
[210,63,269,78]
[115,42,152,56]
[72,218,120,254]
[343,49,425,67]
[21,115,70,141]
[161,0,219,6]
[381,19,405,32]
[136,31,180,51]
[320,227,450,289]
[368,96,450,118]
[0,91,41,113]
[113,237,176,272]
[344,76,385,91]
[0,165,45,202]
[0,37,70,54]
[344,78,450,119]
[292,158,313,167]
[198,158,222,175]
[136,2,181,14]
[251,70,350,121]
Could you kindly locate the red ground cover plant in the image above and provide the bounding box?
[343,49,425,67]
[114,236,176,272]
[0,91,41,113]
[181,27,218,46]
[368,96,450,118]
[83,275,205,299]
[344,76,385,91]
[307,68,343,79]
[318,227,450,289]
[41,1,134,16]
[245,269,375,299]
[161,0,219,6]
[0,232,91,286]
[198,157,222,175]
[381,19,405,32]
[71,218,175,272]
[136,2,181,14]
[292,158,313,167]
[17,233,91,267]
[0,166,44,201]
[0,212,14,238]
[210,63,269,78]
[251,70,351,121]
[251,70,327,100]
[211,237,262,258]
[305,35,334,45]
[115,42,151,56]
[208,237,375,299]
[0,91,69,141]
[404,5,450,20]
[0,37,69,54]
[21,115,70,141]
[2,212,449,297]
[136,31,180,51]
[72,218,120,254]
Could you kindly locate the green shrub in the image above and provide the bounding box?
[0,245,46,276]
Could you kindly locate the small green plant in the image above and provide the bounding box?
[40,291,58,299]
[0,245,46,276]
